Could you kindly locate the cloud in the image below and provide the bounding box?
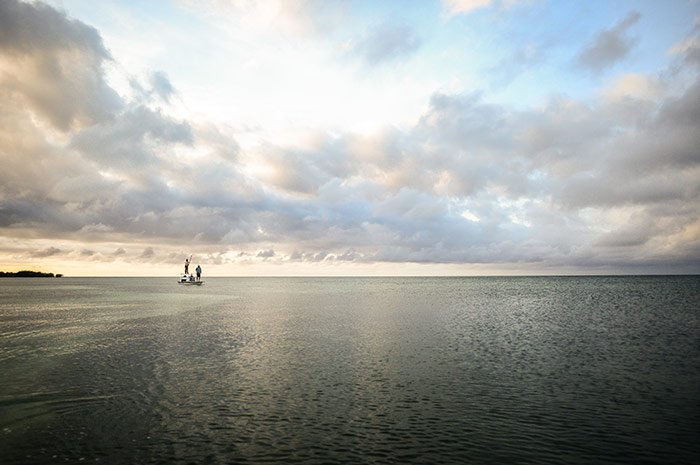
[0,0,121,131]
[26,75,700,269]
[31,247,63,258]
[599,73,663,102]
[255,135,358,195]
[576,11,641,74]
[0,5,238,255]
[150,71,176,103]
[443,0,525,16]
[4,61,699,272]
[0,0,699,274]
[444,0,493,16]
[140,247,155,259]
[348,22,422,65]
[128,72,178,104]
[489,42,548,87]
[671,38,700,67]
[181,0,348,39]
[71,105,193,176]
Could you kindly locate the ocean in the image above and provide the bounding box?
[1,276,699,464]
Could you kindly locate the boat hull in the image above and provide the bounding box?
[178,274,204,285]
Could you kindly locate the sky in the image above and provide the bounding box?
[1,0,699,276]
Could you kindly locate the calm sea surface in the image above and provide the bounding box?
[1,276,699,464]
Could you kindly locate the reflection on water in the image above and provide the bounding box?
[1,276,699,464]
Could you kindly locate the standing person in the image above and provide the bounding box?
[184,256,190,274]
[196,265,202,282]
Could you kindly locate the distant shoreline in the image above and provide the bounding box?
[0,271,63,278]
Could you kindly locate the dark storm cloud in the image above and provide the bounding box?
[576,11,641,74]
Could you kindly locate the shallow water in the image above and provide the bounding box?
[1,276,699,464]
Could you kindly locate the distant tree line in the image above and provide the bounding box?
[0,271,63,277]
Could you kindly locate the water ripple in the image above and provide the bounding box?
[1,276,699,464]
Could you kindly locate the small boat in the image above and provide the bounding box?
[178,274,204,285]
